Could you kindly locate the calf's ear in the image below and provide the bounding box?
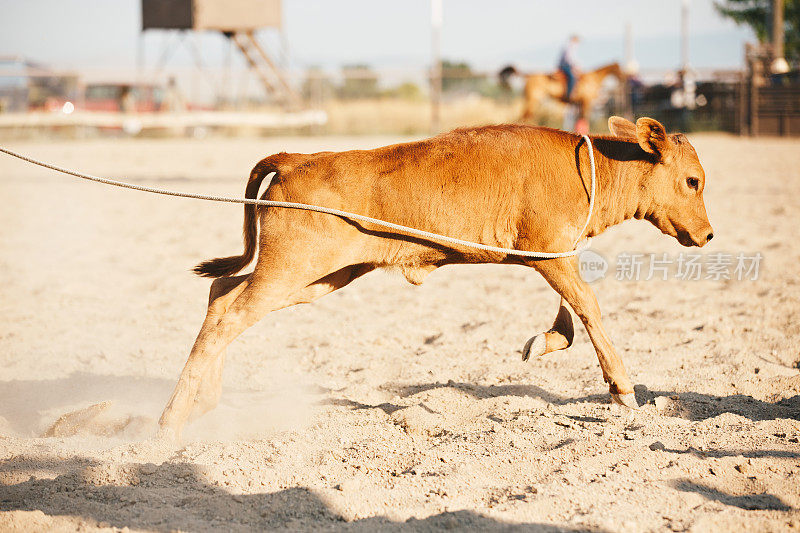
[635,117,670,159]
[608,116,637,139]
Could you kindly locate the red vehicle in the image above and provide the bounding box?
[43,83,165,113]
[82,83,165,112]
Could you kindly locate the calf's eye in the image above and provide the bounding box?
[686,177,699,190]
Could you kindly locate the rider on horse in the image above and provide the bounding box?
[557,35,581,101]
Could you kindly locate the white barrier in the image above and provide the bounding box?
[0,110,328,130]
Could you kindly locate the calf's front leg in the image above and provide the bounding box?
[531,257,637,408]
[522,298,574,361]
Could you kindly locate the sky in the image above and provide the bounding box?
[0,0,755,75]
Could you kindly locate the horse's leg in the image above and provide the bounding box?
[519,97,535,123]
[518,81,540,123]
[562,104,578,131]
[574,100,590,134]
[519,108,532,123]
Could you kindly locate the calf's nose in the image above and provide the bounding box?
[706,232,714,242]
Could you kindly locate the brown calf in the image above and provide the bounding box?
[158,116,713,438]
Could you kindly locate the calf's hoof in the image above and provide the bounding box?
[154,424,181,444]
[610,392,639,410]
[522,334,547,362]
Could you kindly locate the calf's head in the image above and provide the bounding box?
[608,116,714,247]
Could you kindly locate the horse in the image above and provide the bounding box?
[499,62,626,131]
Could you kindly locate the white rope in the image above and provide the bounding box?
[573,134,596,249]
[0,135,596,259]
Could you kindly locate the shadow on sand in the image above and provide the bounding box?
[1,377,797,529]
[384,381,800,422]
[672,480,793,511]
[0,456,597,532]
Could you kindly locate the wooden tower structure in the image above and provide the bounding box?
[141,0,300,107]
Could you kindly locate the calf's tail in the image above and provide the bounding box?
[192,156,281,278]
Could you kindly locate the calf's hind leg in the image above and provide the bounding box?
[188,275,249,422]
[187,266,373,424]
[159,252,371,438]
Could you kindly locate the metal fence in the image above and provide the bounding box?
[747,83,800,136]
[3,61,799,137]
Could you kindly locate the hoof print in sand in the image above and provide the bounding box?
[43,401,152,438]
[390,404,445,436]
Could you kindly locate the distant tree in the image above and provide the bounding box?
[301,66,335,102]
[715,0,800,61]
[440,59,507,98]
[441,60,481,93]
[339,64,379,99]
[382,81,423,100]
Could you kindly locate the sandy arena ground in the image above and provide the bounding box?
[0,133,798,532]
